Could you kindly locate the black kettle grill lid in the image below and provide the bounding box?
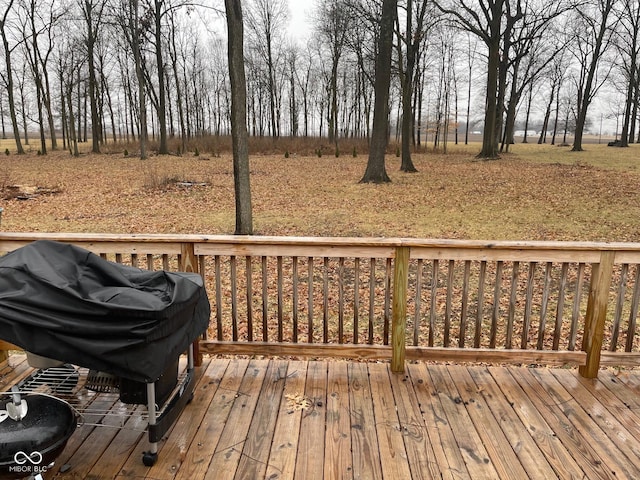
[0,393,77,464]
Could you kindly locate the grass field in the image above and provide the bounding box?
[0,139,638,242]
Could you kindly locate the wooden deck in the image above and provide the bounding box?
[3,354,640,479]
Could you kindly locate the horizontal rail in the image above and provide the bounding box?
[2,233,640,378]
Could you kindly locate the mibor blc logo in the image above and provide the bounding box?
[9,450,48,475]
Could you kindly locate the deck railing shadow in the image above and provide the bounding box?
[1,233,639,378]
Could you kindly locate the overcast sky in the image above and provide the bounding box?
[287,0,313,41]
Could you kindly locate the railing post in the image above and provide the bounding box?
[180,242,203,366]
[179,242,198,273]
[391,246,410,373]
[579,251,615,379]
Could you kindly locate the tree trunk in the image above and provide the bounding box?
[131,0,147,159]
[501,57,520,152]
[26,1,47,155]
[84,0,101,153]
[572,0,615,152]
[225,0,253,234]
[41,61,57,150]
[551,92,560,145]
[475,0,504,159]
[154,0,168,154]
[360,0,397,184]
[399,0,417,172]
[169,13,186,153]
[0,0,24,154]
[620,52,637,147]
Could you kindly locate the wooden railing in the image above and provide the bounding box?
[2,233,640,378]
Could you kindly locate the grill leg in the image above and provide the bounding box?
[142,382,158,467]
[188,344,194,370]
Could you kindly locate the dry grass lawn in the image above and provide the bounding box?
[1,140,639,242]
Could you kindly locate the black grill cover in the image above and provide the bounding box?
[0,240,210,383]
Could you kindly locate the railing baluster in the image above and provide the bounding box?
[506,261,520,349]
[230,256,238,341]
[625,267,640,353]
[445,260,454,348]
[569,263,586,351]
[368,258,375,345]
[277,256,283,342]
[308,257,314,343]
[459,260,471,348]
[521,262,537,349]
[215,255,222,341]
[354,257,360,344]
[262,256,268,342]
[293,256,298,343]
[610,263,629,351]
[490,261,503,349]
[338,257,344,344]
[246,256,253,342]
[414,259,423,346]
[323,257,329,343]
[430,259,439,347]
[384,258,392,345]
[553,263,569,350]
[475,260,486,348]
[537,262,553,350]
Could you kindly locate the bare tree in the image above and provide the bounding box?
[80,0,106,153]
[314,0,352,144]
[570,0,618,151]
[117,0,148,158]
[396,0,435,172]
[167,8,188,151]
[615,0,640,146]
[0,0,24,153]
[246,0,287,139]
[225,0,253,234]
[360,0,397,184]
[435,0,507,158]
[19,0,58,155]
[500,2,570,152]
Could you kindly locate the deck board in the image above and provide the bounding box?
[467,367,558,480]
[407,363,470,480]
[388,365,440,480]
[266,360,308,480]
[2,355,640,479]
[428,364,499,480]
[322,361,352,480]
[294,360,328,480]
[369,363,412,480]
[447,366,530,479]
[348,361,383,480]
[205,359,267,480]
